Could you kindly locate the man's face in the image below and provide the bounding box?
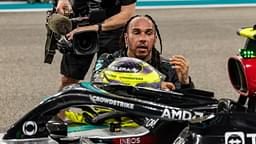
[125,17,157,61]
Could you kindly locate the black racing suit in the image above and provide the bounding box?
[91,49,194,144]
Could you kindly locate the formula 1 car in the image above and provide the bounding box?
[0,80,218,144]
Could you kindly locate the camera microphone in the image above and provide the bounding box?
[45,12,99,57]
[47,13,72,35]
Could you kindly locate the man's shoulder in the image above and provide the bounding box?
[97,53,113,65]
[94,50,123,72]
[98,50,123,62]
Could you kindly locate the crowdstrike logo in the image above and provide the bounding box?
[90,95,134,109]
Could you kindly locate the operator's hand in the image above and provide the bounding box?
[170,55,190,85]
[66,25,98,40]
[161,82,176,91]
[56,36,72,54]
[56,0,72,16]
[66,28,79,40]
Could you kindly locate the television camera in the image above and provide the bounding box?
[44,0,106,64]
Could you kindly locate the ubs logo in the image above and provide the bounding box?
[225,132,244,144]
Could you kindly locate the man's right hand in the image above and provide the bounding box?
[161,82,176,91]
[56,0,72,16]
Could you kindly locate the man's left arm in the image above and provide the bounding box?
[101,2,136,31]
[67,2,136,40]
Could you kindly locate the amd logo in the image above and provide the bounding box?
[225,132,256,144]
[161,108,204,120]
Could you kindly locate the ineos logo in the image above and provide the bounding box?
[22,121,38,136]
[225,132,244,144]
[120,137,140,144]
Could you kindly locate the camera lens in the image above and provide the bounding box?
[78,36,94,52]
[73,31,99,55]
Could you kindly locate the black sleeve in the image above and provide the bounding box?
[180,77,195,89]
[121,0,137,5]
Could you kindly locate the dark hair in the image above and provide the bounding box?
[120,14,163,70]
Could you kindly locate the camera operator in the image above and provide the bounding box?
[56,0,136,90]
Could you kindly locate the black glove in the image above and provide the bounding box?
[56,35,73,54]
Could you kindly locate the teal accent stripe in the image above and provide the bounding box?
[0,3,53,9]
[68,125,107,133]
[136,0,256,7]
[80,82,107,94]
[1,0,256,10]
